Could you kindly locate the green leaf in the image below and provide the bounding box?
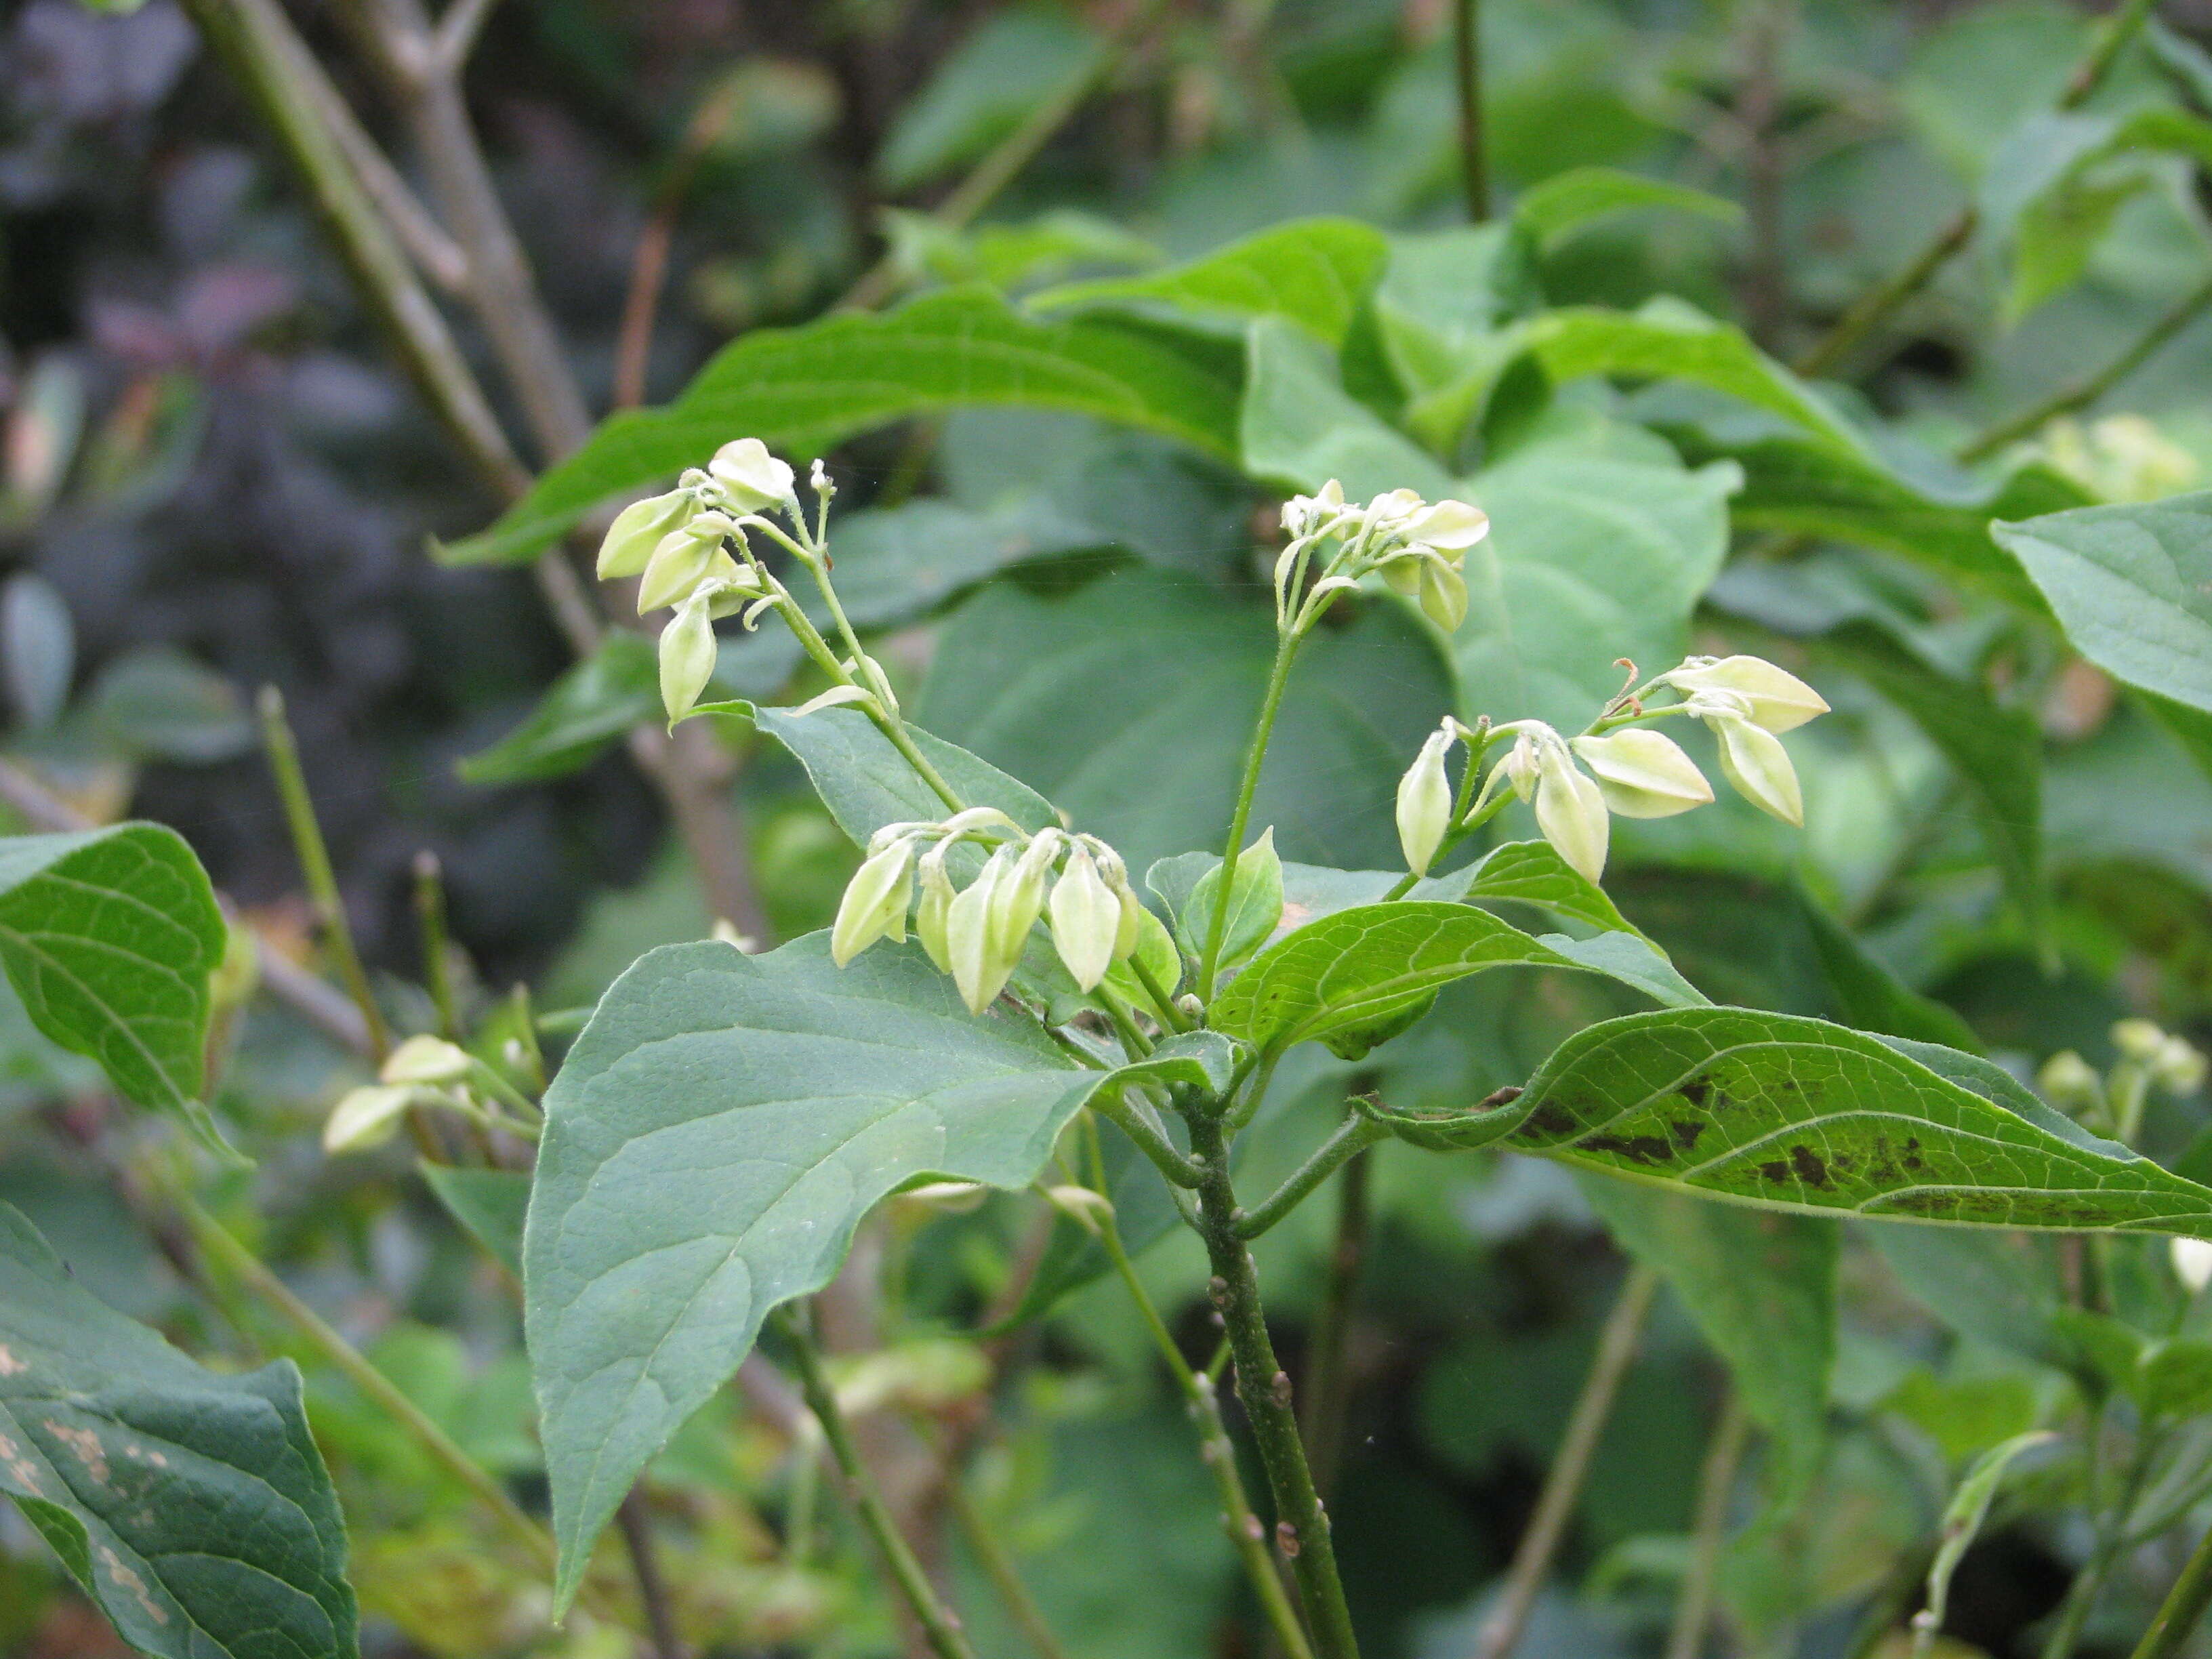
[0,825,225,1136]
[1368,225,1542,411]
[914,566,1453,876]
[1503,1007,2212,1229]
[419,1165,530,1279]
[0,1202,358,1659]
[445,289,1238,567]
[86,647,253,764]
[1992,491,2212,717]
[1538,932,1708,1012]
[1210,902,1694,1061]
[1580,1179,1835,1504]
[807,498,1114,631]
[1240,316,1458,501]
[1028,218,1389,348]
[1181,829,1283,972]
[459,633,800,785]
[1462,840,1648,940]
[524,933,1176,1610]
[1917,1430,2057,1642]
[1511,167,1744,251]
[1874,1227,2071,1370]
[876,9,1103,191]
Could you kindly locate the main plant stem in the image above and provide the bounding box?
[1452,0,1487,220]
[775,1307,979,1659]
[1186,1109,1364,1659]
[1200,636,1303,999]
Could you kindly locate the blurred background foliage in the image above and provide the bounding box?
[12,1,2212,1656]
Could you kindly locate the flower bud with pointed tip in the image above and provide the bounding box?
[325,1084,422,1154]
[991,832,1059,961]
[832,838,914,966]
[1418,559,1469,632]
[1570,729,1713,819]
[1663,655,1828,733]
[2154,1036,2207,1097]
[658,597,719,724]
[1710,714,1803,825]
[1396,729,1454,876]
[2039,1050,2102,1115]
[709,438,796,512]
[381,1034,473,1086]
[597,491,690,579]
[915,846,957,972]
[1048,845,1122,991]
[1533,746,1610,884]
[947,848,1019,1014]
[2175,1237,2212,1294]
[1401,498,1489,552]
[1502,729,1544,803]
[2114,1019,2168,1061]
[638,525,728,613]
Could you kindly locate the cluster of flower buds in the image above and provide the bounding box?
[1393,653,1828,886]
[1276,480,1490,634]
[2042,1017,2206,1153]
[831,808,1146,1014]
[324,1034,525,1154]
[595,439,802,722]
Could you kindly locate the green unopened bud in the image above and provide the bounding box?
[324,1084,422,1154]
[381,1034,474,1086]
[1418,559,1469,632]
[1570,729,1712,819]
[2038,1050,2102,1113]
[597,490,691,579]
[1403,497,1490,552]
[2174,1236,2212,1294]
[1048,845,1121,991]
[832,838,914,966]
[991,831,1059,961]
[2114,1018,2168,1061]
[2154,1036,2207,1097]
[915,846,957,972]
[1533,745,1609,884]
[638,521,735,613]
[1663,655,1828,733]
[947,848,1020,1014]
[1395,729,1454,876]
[1380,556,1422,598]
[704,567,768,619]
[710,438,796,512]
[1708,713,1803,825]
[657,597,719,724]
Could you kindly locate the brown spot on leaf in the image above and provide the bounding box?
[48,1422,109,1486]
[1759,1160,1790,1183]
[1678,1078,1709,1108]
[1789,1145,1830,1189]
[1582,1133,1674,1166]
[1525,1102,1576,1139]
[97,1544,167,1626]
[0,1345,23,1377]
[1668,1120,1706,1152]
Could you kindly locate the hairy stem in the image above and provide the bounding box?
[1452,0,1487,220]
[258,687,392,1061]
[1200,636,1304,1000]
[1088,1122,1315,1659]
[1299,1143,1372,1504]
[1959,272,2212,462]
[1186,1109,1364,1659]
[1475,1263,1661,1659]
[1236,1115,1389,1240]
[774,1305,979,1659]
[1665,1387,1750,1659]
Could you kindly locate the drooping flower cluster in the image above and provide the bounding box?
[1393,653,1830,886]
[594,438,802,722]
[831,809,1147,1014]
[1275,480,1490,635]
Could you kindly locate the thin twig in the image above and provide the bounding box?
[1300,1143,1372,1504]
[615,1491,686,1659]
[927,1425,1075,1659]
[325,101,470,293]
[2131,1511,2212,1658]
[1665,1388,1752,1659]
[432,0,501,72]
[1958,271,2212,462]
[413,850,459,1039]
[1737,1,1792,352]
[1474,1263,1661,1659]
[614,76,748,409]
[1452,0,1486,220]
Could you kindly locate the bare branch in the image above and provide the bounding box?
[433,0,502,74]
[327,104,470,293]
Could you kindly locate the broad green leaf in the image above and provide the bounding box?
[1538,932,1707,1012]
[1580,1179,1835,1504]
[86,647,253,764]
[457,632,798,786]
[0,825,225,1136]
[1462,840,1647,941]
[446,289,1238,566]
[806,498,1113,630]
[1502,1007,2212,1229]
[524,934,1187,1610]
[1875,1227,2071,1370]
[1511,166,1744,251]
[1210,902,1696,1061]
[1367,224,1540,428]
[1180,830,1283,972]
[419,1165,530,1278]
[1992,491,2212,716]
[915,566,1452,876]
[1240,316,1458,501]
[1456,429,1739,733]
[0,1202,358,1659]
[876,9,1102,190]
[1029,218,1389,348]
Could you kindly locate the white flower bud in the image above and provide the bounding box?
[2038,1050,2102,1112]
[1570,729,1713,819]
[658,597,720,724]
[1662,655,1829,734]
[1418,558,1469,632]
[991,832,1059,962]
[1043,1184,1114,1235]
[832,838,914,966]
[947,848,1020,1014]
[380,1034,474,1086]
[1379,556,1422,597]
[2114,1019,2168,1062]
[1366,487,1425,529]
[709,438,796,512]
[1396,729,1454,876]
[2175,1237,2212,1294]
[1533,745,1610,884]
[914,845,957,973]
[638,525,731,614]
[596,490,691,579]
[1710,714,1803,826]
[1401,498,1489,552]
[2154,1036,2207,1097]
[324,1084,420,1154]
[1282,478,1345,539]
[703,567,768,619]
[1048,845,1122,991]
